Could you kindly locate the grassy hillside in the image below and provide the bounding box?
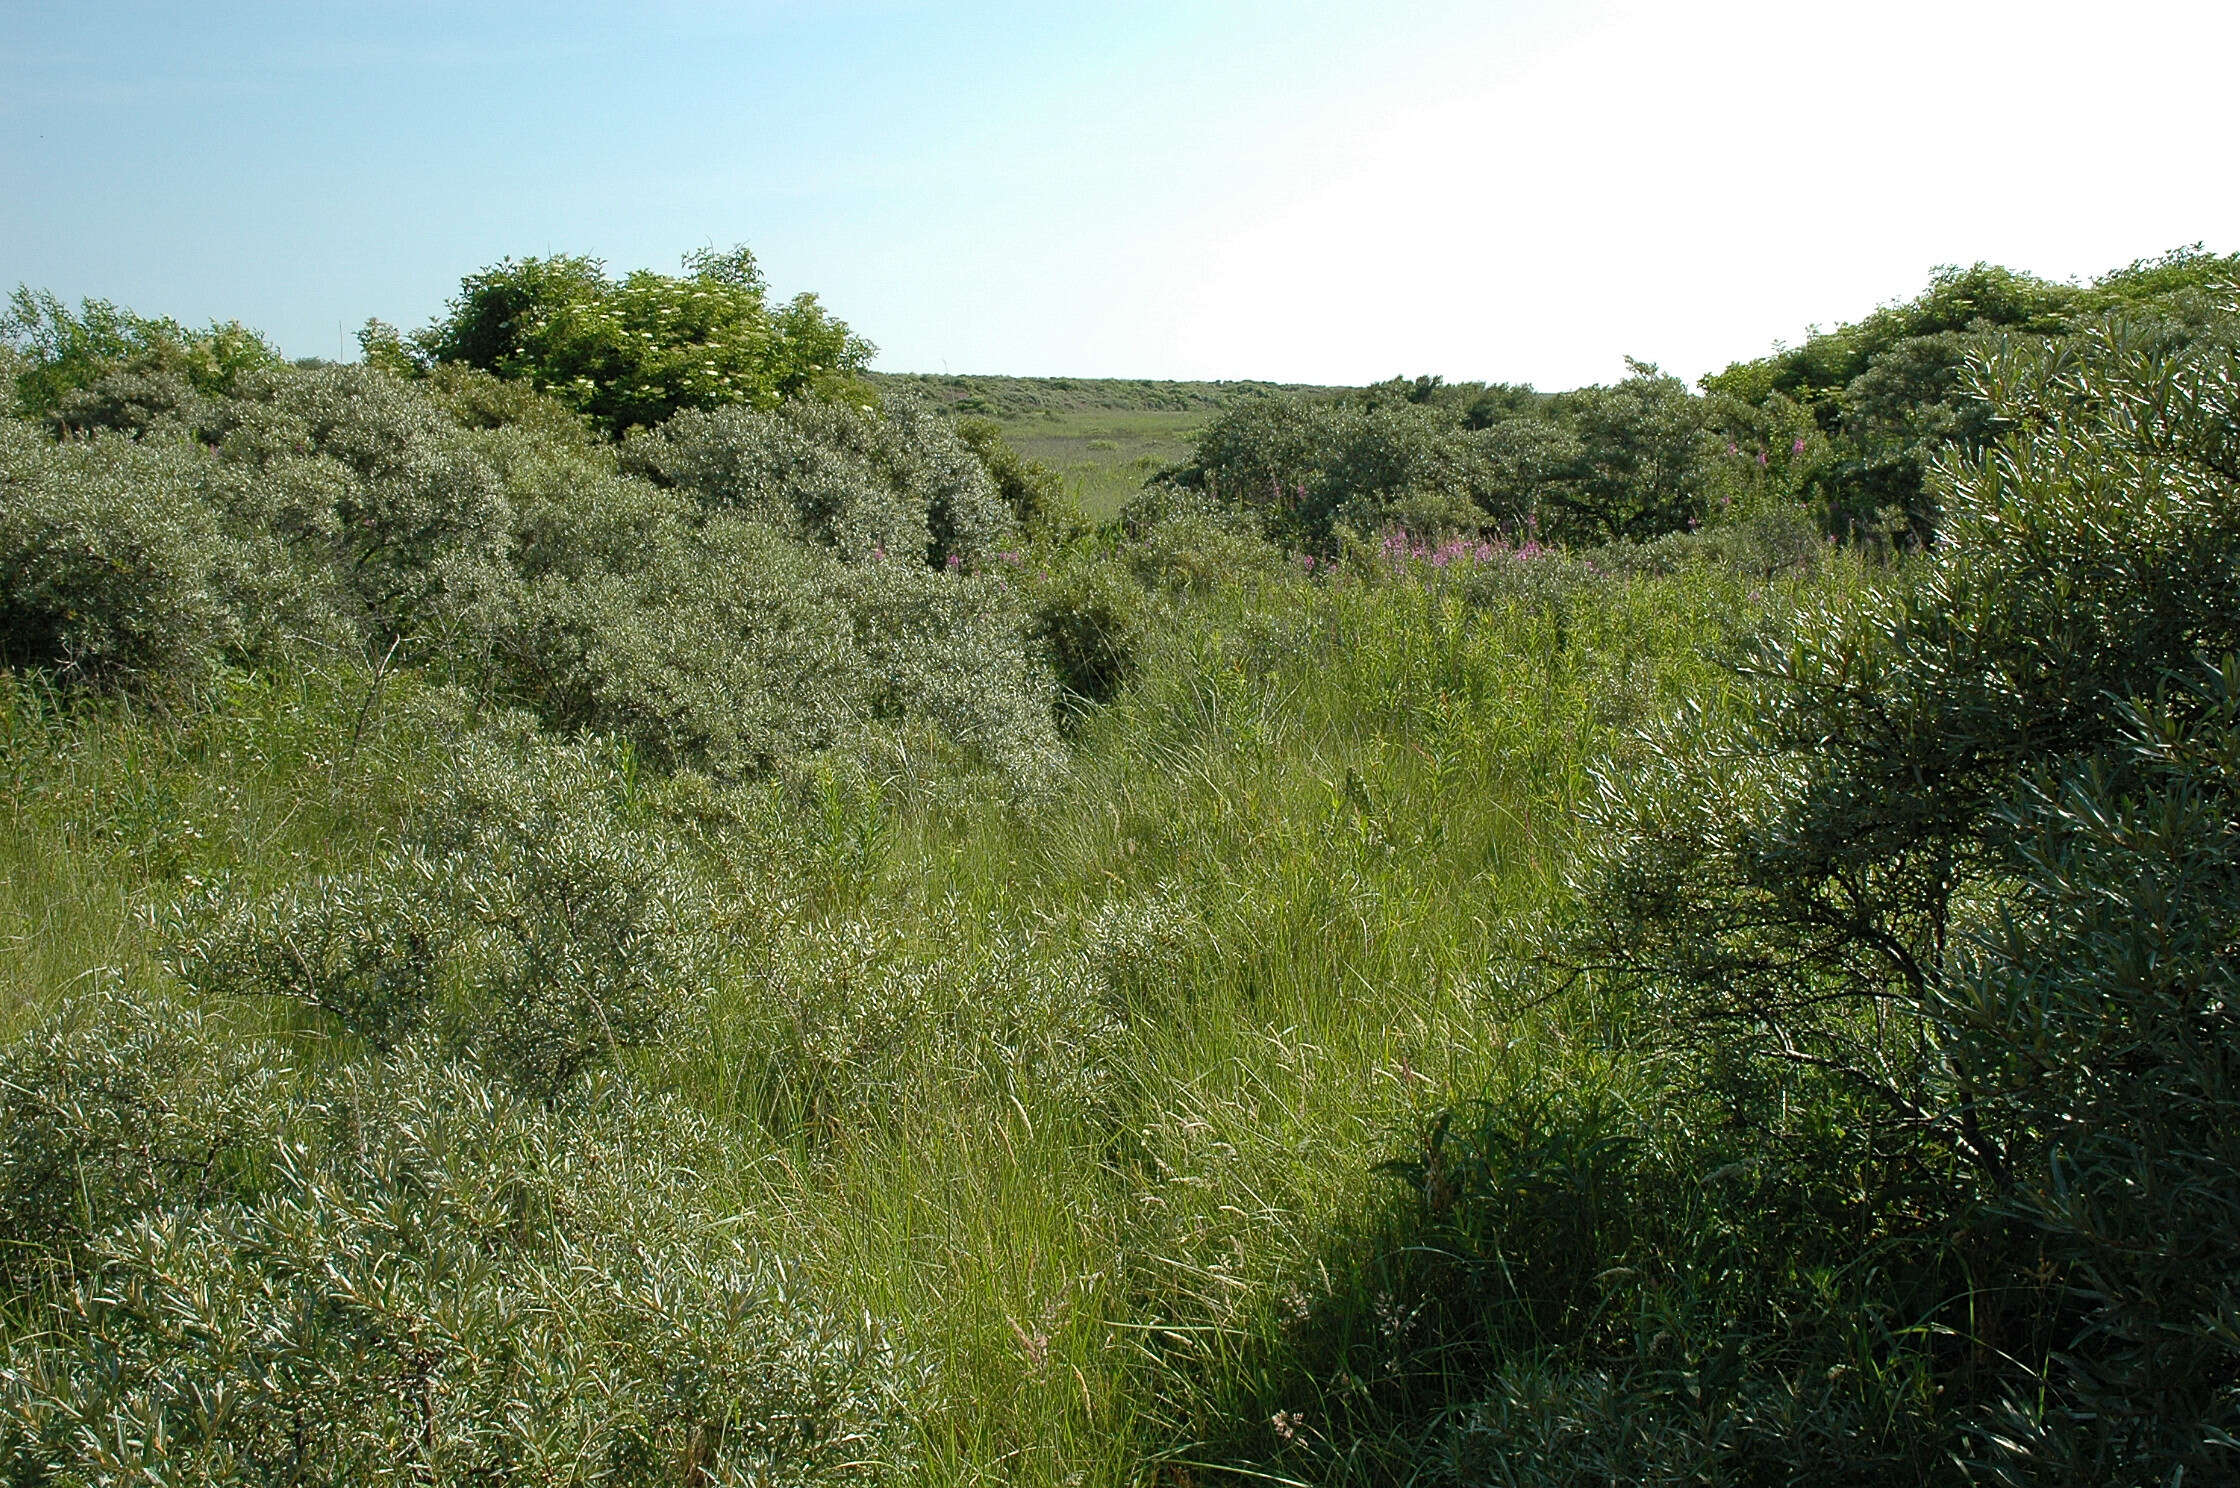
[871,373,1349,520]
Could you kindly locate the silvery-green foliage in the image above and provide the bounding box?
[1118,492,1281,595]
[473,419,1054,780]
[0,1029,910,1486]
[845,557,1061,783]
[469,423,680,583]
[490,516,862,777]
[623,394,1014,568]
[44,363,208,440]
[203,364,512,641]
[735,916,1119,1137]
[870,396,1014,567]
[172,855,451,1050]
[0,344,25,418]
[174,739,719,1101]
[0,419,240,691]
[622,403,929,562]
[434,741,721,1099]
[1082,886,1210,1023]
[0,983,292,1292]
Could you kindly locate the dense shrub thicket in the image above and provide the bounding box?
[0,988,907,1484]
[0,306,1058,783]
[6,248,2239,1487]
[1165,361,1814,553]
[1171,248,2240,558]
[1329,306,2240,1483]
[1702,246,2240,539]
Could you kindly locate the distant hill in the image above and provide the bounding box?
[867,372,1347,420]
[863,373,1351,520]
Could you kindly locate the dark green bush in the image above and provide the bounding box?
[1947,665,2240,1475]
[1022,552,1146,707]
[1702,251,2240,540]
[1172,367,1722,551]
[1536,364,1713,545]
[1533,305,2240,1477]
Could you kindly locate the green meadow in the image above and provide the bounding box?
[869,375,1344,521]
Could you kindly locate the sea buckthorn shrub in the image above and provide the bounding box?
[846,555,1061,779]
[874,395,1017,567]
[174,853,451,1050]
[201,363,514,643]
[484,516,866,777]
[622,393,1014,567]
[0,985,292,1294]
[175,737,720,1101]
[951,416,1080,539]
[0,419,241,692]
[44,361,209,440]
[6,326,1065,782]
[0,1003,910,1486]
[622,402,930,562]
[1081,886,1212,1024]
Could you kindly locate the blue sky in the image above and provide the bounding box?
[5,1,2235,388]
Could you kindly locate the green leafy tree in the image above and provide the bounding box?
[1702,250,2240,539]
[405,246,875,437]
[1538,361,1712,544]
[1568,303,2240,1476]
[2,287,280,425]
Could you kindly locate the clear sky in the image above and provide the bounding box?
[5,0,2234,390]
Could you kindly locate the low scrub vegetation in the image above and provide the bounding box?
[2,244,2236,1486]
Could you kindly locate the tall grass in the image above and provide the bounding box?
[0,546,1864,1483]
[654,554,1859,1483]
[0,663,451,1036]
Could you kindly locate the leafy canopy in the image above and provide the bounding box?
[388,244,875,437]
[2,286,282,423]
